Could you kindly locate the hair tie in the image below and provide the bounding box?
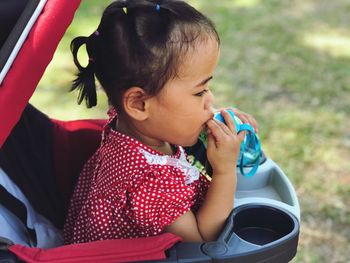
[155,4,160,12]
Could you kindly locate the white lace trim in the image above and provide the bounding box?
[138,147,200,185]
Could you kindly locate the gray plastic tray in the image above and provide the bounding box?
[236,158,300,221]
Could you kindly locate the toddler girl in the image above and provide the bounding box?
[64,0,257,244]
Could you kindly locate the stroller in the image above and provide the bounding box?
[0,0,300,262]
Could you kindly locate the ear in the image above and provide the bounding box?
[122,87,150,121]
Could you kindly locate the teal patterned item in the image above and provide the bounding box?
[199,109,261,177]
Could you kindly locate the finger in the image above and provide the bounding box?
[220,109,237,134]
[215,117,234,136]
[246,115,259,133]
[239,113,258,133]
[232,108,248,123]
[207,119,230,141]
[206,120,221,147]
[232,108,258,133]
[207,119,223,137]
[206,129,216,149]
[237,130,246,143]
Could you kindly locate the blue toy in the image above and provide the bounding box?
[200,109,261,177]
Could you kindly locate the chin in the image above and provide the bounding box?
[180,138,199,148]
[172,131,201,147]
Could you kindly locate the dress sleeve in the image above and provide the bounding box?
[127,167,195,236]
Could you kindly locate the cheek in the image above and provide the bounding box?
[162,97,193,117]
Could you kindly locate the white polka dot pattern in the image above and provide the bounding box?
[63,108,209,244]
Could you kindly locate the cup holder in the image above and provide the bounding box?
[184,204,299,262]
[232,205,295,246]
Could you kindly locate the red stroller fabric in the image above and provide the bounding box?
[0,0,81,148]
[9,233,181,263]
[1,106,183,262]
[0,0,183,262]
[51,119,104,206]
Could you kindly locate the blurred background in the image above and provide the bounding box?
[30,0,350,262]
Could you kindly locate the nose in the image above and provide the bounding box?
[204,90,214,110]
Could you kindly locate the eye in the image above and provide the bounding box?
[194,89,209,97]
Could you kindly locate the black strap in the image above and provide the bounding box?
[0,250,20,263]
[0,104,65,229]
[0,184,37,245]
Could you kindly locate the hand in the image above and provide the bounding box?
[217,107,259,133]
[206,109,245,175]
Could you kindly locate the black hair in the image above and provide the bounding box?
[71,0,220,109]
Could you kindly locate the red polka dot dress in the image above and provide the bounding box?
[63,108,210,244]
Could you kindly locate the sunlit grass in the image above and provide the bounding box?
[190,0,261,9]
[303,31,350,58]
[30,0,110,119]
[232,0,261,8]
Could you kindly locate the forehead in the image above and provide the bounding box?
[176,37,220,80]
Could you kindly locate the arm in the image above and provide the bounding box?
[196,109,243,241]
[166,110,246,242]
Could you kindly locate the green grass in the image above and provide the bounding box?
[30,0,350,262]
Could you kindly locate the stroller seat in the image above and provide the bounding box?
[0,105,181,262]
[0,0,300,262]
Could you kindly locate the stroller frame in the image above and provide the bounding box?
[0,0,300,262]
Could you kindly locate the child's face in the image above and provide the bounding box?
[146,37,219,147]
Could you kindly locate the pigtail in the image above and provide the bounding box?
[70,36,97,108]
